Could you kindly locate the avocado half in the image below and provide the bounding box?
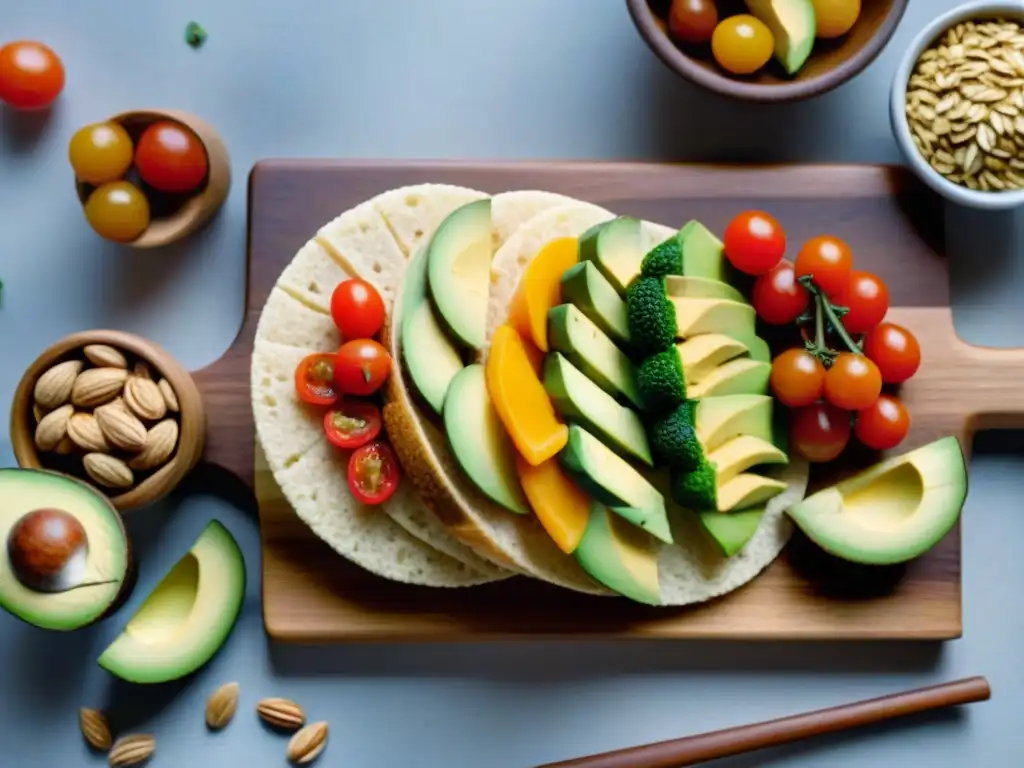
[0,468,134,631]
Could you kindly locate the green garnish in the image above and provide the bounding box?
[185,21,208,49]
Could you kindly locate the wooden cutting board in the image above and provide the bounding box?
[192,160,1024,642]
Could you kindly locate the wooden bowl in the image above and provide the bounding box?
[626,0,910,103]
[74,109,231,249]
[9,330,207,512]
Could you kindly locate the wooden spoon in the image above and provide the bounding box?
[535,676,990,768]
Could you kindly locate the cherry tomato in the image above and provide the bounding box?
[793,235,853,298]
[323,400,382,450]
[711,15,774,76]
[134,121,209,193]
[792,401,851,463]
[668,0,718,44]
[770,348,826,407]
[823,353,882,411]
[334,339,392,396]
[347,441,401,505]
[812,0,861,39]
[835,271,889,335]
[855,394,910,452]
[330,279,385,340]
[723,210,786,276]
[752,260,810,325]
[295,353,339,407]
[68,122,134,185]
[83,181,151,243]
[0,41,64,110]
[862,322,921,384]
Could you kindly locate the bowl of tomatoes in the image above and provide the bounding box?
[68,109,231,249]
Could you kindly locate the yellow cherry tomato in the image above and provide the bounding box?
[812,0,861,39]
[68,122,134,185]
[84,181,151,243]
[711,15,775,76]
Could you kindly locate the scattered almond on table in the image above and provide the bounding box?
[257,696,307,731]
[205,681,240,730]
[79,706,113,751]
[107,733,155,767]
[287,721,329,765]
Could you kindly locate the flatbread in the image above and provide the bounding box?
[372,184,489,257]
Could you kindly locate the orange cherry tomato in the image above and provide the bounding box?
[711,15,774,76]
[835,271,890,335]
[68,122,134,185]
[0,41,64,110]
[855,394,910,452]
[330,279,385,340]
[793,235,853,298]
[862,322,921,384]
[753,259,811,325]
[792,401,851,463]
[723,210,786,276]
[334,339,392,396]
[770,348,826,407]
[823,353,882,411]
[295,353,339,407]
[134,121,209,193]
[323,400,382,450]
[83,181,151,243]
[347,441,401,505]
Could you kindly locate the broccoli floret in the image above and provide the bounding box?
[637,350,686,413]
[626,277,677,359]
[670,461,717,510]
[641,235,684,278]
[649,401,704,470]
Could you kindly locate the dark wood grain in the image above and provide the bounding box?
[190,161,1024,642]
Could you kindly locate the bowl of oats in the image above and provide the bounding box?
[892,2,1024,209]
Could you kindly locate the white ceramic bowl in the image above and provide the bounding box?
[890,1,1024,210]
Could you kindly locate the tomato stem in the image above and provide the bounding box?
[798,275,863,365]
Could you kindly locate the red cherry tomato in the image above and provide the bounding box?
[752,260,811,325]
[668,0,718,44]
[793,235,853,298]
[0,41,64,110]
[835,271,890,335]
[770,348,826,407]
[323,400,382,450]
[862,322,921,384]
[347,440,401,505]
[855,394,910,452]
[330,279,385,340]
[134,121,209,193]
[334,339,392,396]
[823,353,883,411]
[723,210,786,276]
[294,353,339,407]
[792,401,851,463]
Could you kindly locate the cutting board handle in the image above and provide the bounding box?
[957,338,1024,432]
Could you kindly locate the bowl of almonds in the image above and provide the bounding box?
[892,2,1024,209]
[9,330,206,512]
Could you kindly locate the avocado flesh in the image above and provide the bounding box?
[559,425,673,544]
[443,365,530,514]
[678,334,750,385]
[673,434,789,512]
[543,352,652,467]
[426,199,492,350]
[98,520,244,684]
[575,503,662,605]
[578,216,645,294]
[0,468,129,631]
[669,297,757,339]
[560,261,630,347]
[786,436,968,565]
[699,508,765,557]
[694,394,774,453]
[548,303,642,409]
[664,275,745,304]
[401,246,465,414]
[745,0,817,76]
[689,358,771,399]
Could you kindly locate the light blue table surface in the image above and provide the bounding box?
[1,1,1022,765]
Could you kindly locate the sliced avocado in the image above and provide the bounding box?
[786,436,968,566]
[664,275,746,304]
[560,261,630,347]
[670,434,788,512]
[426,199,492,350]
[443,364,530,515]
[689,358,771,399]
[678,334,750,384]
[559,425,672,543]
[693,394,774,453]
[575,503,661,605]
[578,216,645,294]
[401,246,464,414]
[745,0,817,76]
[543,352,652,467]
[98,520,244,684]
[548,303,642,409]
[726,328,771,364]
[669,297,757,339]
[641,220,730,282]
[699,508,765,557]
[0,468,132,631]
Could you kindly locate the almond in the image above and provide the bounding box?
[108,734,155,767]
[34,360,82,410]
[84,453,134,489]
[206,681,240,730]
[79,707,113,751]
[35,404,74,452]
[157,379,179,412]
[124,377,166,421]
[54,435,77,455]
[68,412,112,453]
[128,419,178,471]
[84,344,127,369]
[72,367,128,409]
[95,402,147,452]
[257,697,306,731]
[287,721,328,765]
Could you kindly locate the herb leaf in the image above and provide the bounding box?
[185,21,208,49]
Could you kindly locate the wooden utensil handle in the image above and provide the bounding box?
[536,677,990,768]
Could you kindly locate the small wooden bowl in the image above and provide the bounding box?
[626,0,910,103]
[10,330,207,512]
[74,109,231,249]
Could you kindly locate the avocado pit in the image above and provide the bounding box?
[7,508,89,592]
